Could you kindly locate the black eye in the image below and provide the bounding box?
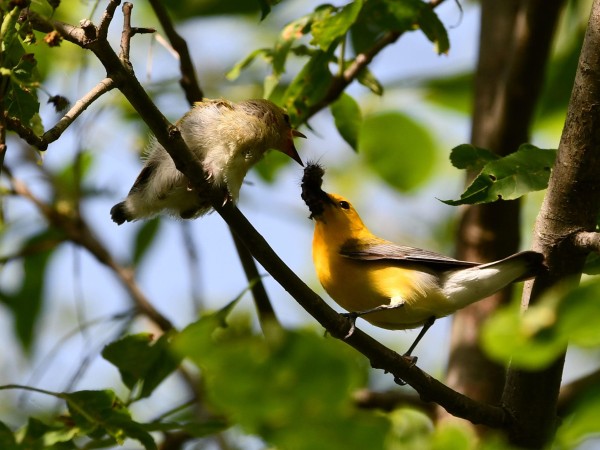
[339,201,350,209]
[283,113,291,125]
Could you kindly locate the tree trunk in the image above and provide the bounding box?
[503,1,600,445]
[440,0,566,427]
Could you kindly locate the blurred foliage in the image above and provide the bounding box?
[359,111,437,192]
[1,0,600,448]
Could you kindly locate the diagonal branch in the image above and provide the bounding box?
[6,168,174,332]
[147,0,203,104]
[23,3,511,428]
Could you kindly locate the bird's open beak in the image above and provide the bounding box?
[281,129,305,166]
[292,129,307,139]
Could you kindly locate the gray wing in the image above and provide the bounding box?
[339,238,479,270]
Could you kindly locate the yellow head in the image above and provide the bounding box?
[311,193,374,251]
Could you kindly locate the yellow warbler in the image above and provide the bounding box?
[301,163,544,357]
[111,98,305,224]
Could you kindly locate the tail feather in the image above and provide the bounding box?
[110,202,131,225]
[442,250,545,309]
[478,250,545,281]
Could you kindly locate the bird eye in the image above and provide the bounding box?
[283,113,291,125]
[339,201,350,210]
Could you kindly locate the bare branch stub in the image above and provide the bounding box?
[98,0,121,40]
[42,78,116,145]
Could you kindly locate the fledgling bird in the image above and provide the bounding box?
[111,98,305,224]
[301,163,544,358]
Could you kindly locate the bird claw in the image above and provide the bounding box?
[393,376,407,386]
[340,312,358,339]
[402,354,418,367]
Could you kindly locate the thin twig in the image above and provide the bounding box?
[147,0,203,103]
[143,0,278,329]
[4,113,47,149]
[231,231,281,334]
[43,77,115,145]
[97,0,120,40]
[6,169,174,332]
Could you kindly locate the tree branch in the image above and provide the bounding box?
[43,77,116,145]
[6,168,174,332]
[23,2,511,428]
[502,0,600,446]
[147,0,203,104]
[305,0,447,120]
[572,231,600,253]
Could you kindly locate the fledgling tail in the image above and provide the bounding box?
[110,202,131,225]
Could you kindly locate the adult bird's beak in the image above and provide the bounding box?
[281,129,305,166]
[292,129,307,139]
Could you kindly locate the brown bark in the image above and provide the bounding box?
[503,1,600,445]
[441,0,566,426]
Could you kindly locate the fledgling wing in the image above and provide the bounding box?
[339,238,479,271]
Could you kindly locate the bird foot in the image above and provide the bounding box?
[340,312,358,339]
[393,376,407,386]
[402,354,418,367]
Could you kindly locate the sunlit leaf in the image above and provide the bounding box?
[358,112,437,192]
[331,93,362,151]
[482,279,600,369]
[175,322,389,450]
[283,48,334,125]
[481,297,565,370]
[311,0,363,51]
[351,0,449,54]
[441,144,556,206]
[449,144,500,172]
[226,48,271,81]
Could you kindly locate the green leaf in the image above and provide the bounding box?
[132,217,161,266]
[283,48,334,125]
[0,421,16,449]
[350,0,449,54]
[358,112,437,192]
[330,93,362,151]
[556,387,600,449]
[481,298,565,370]
[226,47,271,81]
[482,279,600,369]
[102,332,180,399]
[273,16,312,75]
[258,0,282,20]
[175,324,389,450]
[61,390,157,450]
[441,144,556,206]
[449,144,500,171]
[0,229,63,351]
[356,67,384,95]
[423,72,473,115]
[311,0,363,51]
[415,2,450,54]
